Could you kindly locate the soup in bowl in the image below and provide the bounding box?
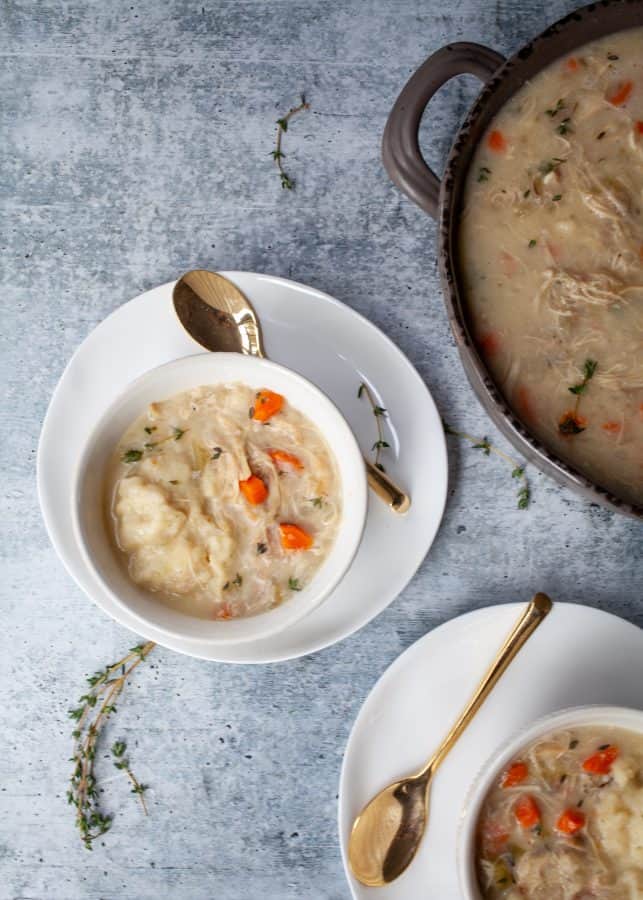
[458,706,643,900]
[72,353,367,645]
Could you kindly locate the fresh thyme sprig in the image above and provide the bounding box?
[112,741,148,815]
[67,641,155,849]
[358,382,389,472]
[559,358,597,436]
[444,422,531,509]
[271,95,310,190]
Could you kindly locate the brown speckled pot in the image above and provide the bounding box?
[383,0,643,519]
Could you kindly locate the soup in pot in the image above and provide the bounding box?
[460,28,643,507]
[476,725,643,899]
[108,383,342,620]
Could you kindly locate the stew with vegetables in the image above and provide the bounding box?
[460,28,643,507]
[476,725,643,899]
[108,383,341,620]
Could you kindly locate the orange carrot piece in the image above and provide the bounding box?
[636,121,643,135]
[514,795,541,829]
[565,57,579,71]
[556,808,585,835]
[216,602,234,620]
[488,129,507,152]
[502,762,528,788]
[607,80,633,106]
[239,474,268,504]
[253,389,284,422]
[478,332,500,356]
[602,421,622,435]
[279,523,313,550]
[268,449,304,471]
[583,745,618,774]
[517,385,534,420]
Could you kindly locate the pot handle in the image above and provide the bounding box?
[382,42,506,220]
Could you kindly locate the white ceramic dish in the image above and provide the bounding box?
[72,352,368,645]
[38,273,448,662]
[458,704,643,899]
[339,602,643,899]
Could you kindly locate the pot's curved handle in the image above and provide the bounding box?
[382,42,506,220]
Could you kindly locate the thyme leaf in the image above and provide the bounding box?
[122,449,143,464]
[444,422,531,509]
[273,96,310,191]
[358,382,391,471]
[68,641,155,849]
[288,577,302,591]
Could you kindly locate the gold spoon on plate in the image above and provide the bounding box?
[172,269,411,514]
[348,592,553,886]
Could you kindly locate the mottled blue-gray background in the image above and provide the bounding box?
[2,2,641,898]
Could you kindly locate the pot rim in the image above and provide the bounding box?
[438,0,643,519]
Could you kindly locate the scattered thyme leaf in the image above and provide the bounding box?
[472,438,491,456]
[597,130,606,140]
[173,427,185,440]
[358,382,390,469]
[168,479,179,485]
[256,542,268,555]
[445,423,531,509]
[122,449,143,464]
[69,642,155,848]
[144,426,156,435]
[309,496,323,508]
[288,577,302,591]
[552,194,562,202]
[477,166,492,183]
[528,239,537,248]
[211,446,223,460]
[607,53,619,61]
[232,573,242,587]
[272,96,310,191]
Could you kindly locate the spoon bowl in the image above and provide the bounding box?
[348,593,552,886]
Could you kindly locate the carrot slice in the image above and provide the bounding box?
[478,332,501,356]
[502,762,528,788]
[607,80,633,106]
[239,474,268,504]
[279,523,313,550]
[565,57,579,72]
[602,421,622,435]
[488,129,507,152]
[636,121,643,136]
[514,795,540,829]
[253,390,284,422]
[269,449,304,471]
[556,808,585,835]
[582,745,618,774]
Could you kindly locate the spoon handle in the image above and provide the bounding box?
[365,460,411,514]
[422,593,552,777]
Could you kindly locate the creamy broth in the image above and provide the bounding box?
[108,383,341,619]
[460,29,643,507]
[476,725,643,899]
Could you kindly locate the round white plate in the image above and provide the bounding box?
[38,273,448,663]
[338,602,643,898]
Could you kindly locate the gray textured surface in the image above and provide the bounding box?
[1,2,641,898]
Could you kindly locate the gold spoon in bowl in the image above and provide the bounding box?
[348,592,553,886]
[173,269,411,514]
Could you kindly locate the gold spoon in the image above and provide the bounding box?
[348,592,553,886]
[173,269,411,514]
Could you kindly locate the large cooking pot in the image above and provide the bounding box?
[383,0,643,519]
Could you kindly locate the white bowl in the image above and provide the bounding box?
[457,704,643,899]
[71,352,368,645]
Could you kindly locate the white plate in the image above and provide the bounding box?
[338,602,643,898]
[38,273,448,663]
